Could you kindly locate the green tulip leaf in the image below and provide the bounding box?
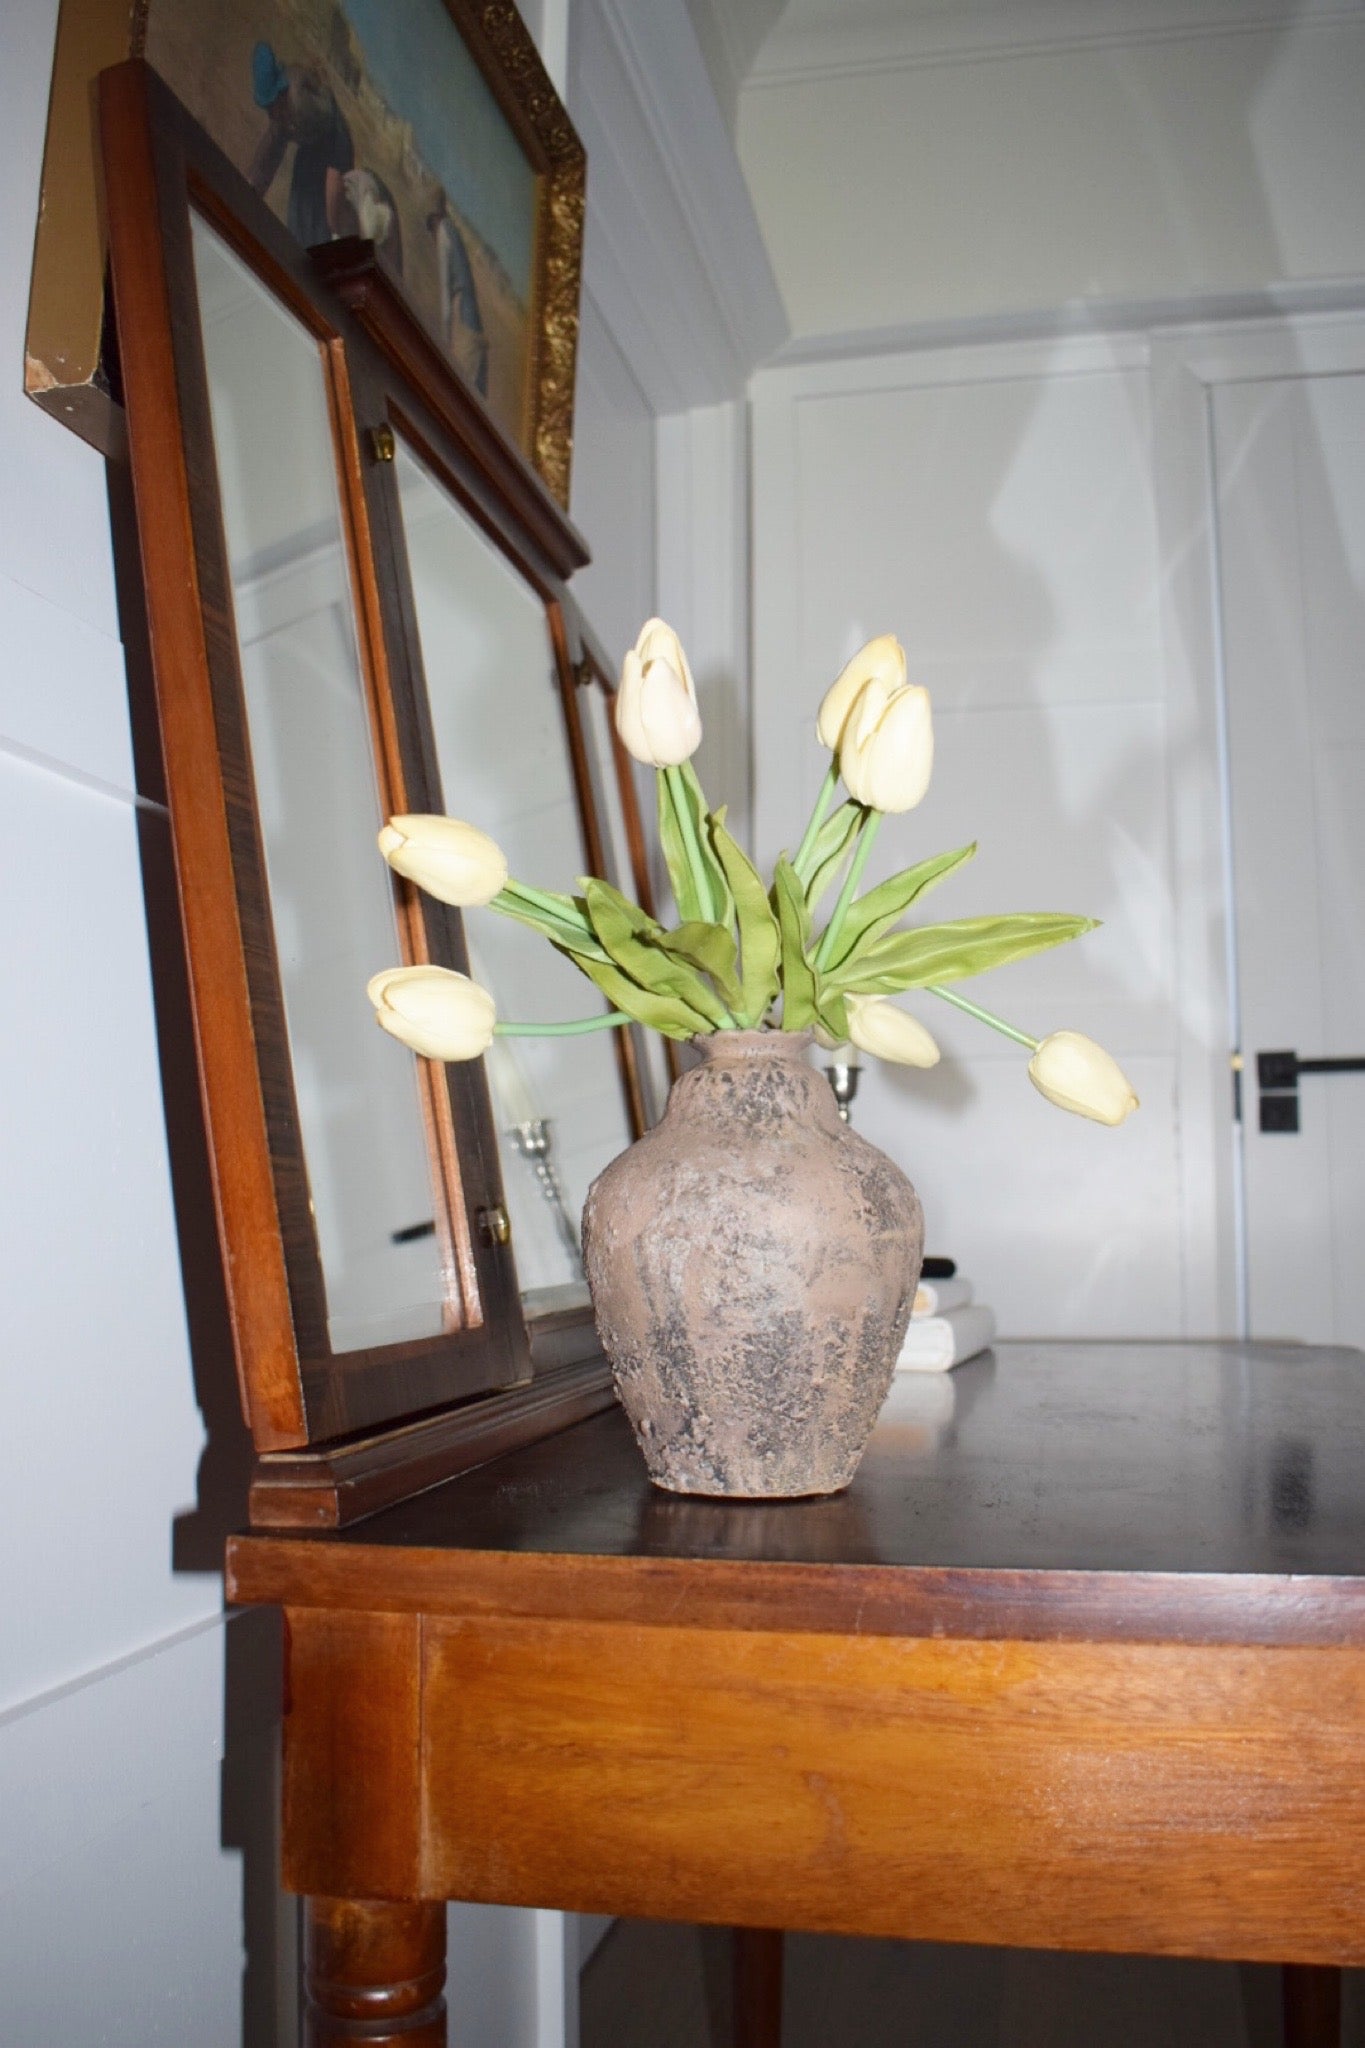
[711,809,781,1028]
[796,800,865,903]
[829,913,1100,994]
[772,856,818,1030]
[649,920,744,1013]
[490,886,609,960]
[814,988,850,1044]
[557,945,709,1040]
[582,877,731,1027]
[826,842,977,971]
[658,761,732,928]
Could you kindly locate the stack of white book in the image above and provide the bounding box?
[896,1273,996,1373]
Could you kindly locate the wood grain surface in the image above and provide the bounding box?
[418,1616,1365,1966]
[230,1344,1365,1646]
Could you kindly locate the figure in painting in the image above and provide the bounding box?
[342,166,405,276]
[248,41,355,248]
[427,191,490,397]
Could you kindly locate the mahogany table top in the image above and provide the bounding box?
[229,1341,1365,1646]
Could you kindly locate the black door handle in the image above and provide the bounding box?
[1257,1049,1365,1132]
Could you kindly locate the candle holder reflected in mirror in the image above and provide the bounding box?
[508,1118,582,1271]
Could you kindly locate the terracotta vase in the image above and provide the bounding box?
[581,1030,924,1498]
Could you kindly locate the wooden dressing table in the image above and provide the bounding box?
[228,1339,1365,2046]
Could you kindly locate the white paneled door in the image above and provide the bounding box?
[753,340,1192,1340]
[1213,372,1365,1347]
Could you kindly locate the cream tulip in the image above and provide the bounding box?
[846,995,941,1068]
[839,679,934,813]
[1028,1030,1139,1126]
[816,635,906,750]
[367,965,497,1061]
[378,815,508,906]
[615,617,703,768]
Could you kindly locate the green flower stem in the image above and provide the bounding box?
[495,1013,632,1037]
[927,983,1040,1050]
[490,882,606,958]
[497,880,589,929]
[662,764,719,926]
[814,810,882,972]
[792,761,840,878]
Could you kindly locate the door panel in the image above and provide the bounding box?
[1214,374,1365,1345]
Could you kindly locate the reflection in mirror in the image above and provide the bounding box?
[578,677,669,1125]
[191,215,451,1353]
[391,442,635,1302]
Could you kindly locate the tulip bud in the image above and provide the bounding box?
[1028,1031,1139,1126]
[378,815,508,907]
[367,965,497,1061]
[615,618,703,768]
[839,681,934,813]
[846,995,941,1068]
[816,635,906,750]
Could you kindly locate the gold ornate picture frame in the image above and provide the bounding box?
[27,0,584,503]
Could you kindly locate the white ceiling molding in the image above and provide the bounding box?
[769,278,1365,371]
[569,0,788,414]
[683,0,785,127]
[747,0,1365,88]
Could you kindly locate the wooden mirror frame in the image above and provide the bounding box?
[100,60,623,1526]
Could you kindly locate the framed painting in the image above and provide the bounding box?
[27,0,584,503]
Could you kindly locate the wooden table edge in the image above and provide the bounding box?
[225,1541,1365,1646]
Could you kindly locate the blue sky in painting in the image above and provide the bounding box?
[341,0,535,302]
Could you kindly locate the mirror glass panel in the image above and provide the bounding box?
[191,215,449,1353]
[392,441,634,1301]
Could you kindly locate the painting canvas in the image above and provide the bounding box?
[143,0,545,455]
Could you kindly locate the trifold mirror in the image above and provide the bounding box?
[100,61,650,1524]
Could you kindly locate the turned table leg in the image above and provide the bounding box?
[1282,1964,1341,2048]
[303,1897,446,2046]
[734,1927,784,2048]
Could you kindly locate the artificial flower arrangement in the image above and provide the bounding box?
[368,621,1138,1130]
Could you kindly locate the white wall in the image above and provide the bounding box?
[738,13,1365,337]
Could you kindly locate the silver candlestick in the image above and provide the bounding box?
[823,1057,861,1125]
[508,1117,582,1269]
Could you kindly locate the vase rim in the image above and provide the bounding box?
[690,1028,815,1063]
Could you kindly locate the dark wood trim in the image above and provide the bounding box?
[733,1929,784,2048]
[249,1356,614,1529]
[228,1537,1365,1649]
[312,241,588,582]
[100,62,533,1456]
[100,60,302,1447]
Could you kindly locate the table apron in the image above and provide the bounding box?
[281,1609,1365,1965]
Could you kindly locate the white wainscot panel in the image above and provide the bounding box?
[790,367,1162,712]
[857,1052,1182,1340]
[1,755,212,1710]
[0,1615,282,2048]
[0,567,135,794]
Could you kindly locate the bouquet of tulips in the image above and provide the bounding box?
[368,621,1138,1127]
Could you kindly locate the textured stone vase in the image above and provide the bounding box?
[581,1031,924,1498]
